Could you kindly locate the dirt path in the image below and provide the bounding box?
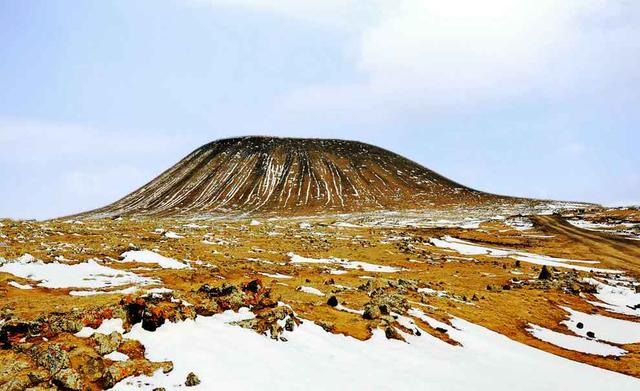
[531,214,640,273]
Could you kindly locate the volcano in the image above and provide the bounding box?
[75,136,511,218]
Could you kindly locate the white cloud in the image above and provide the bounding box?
[192,0,383,30]
[195,0,639,119]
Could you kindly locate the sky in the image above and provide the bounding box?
[0,0,639,220]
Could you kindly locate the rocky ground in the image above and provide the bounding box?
[0,204,639,390]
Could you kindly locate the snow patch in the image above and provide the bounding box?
[560,306,640,344]
[0,255,153,289]
[120,250,188,270]
[114,310,640,390]
[288,252,401,273]
[527,324,626,356]
[430,236,621,273]
[76,318,125,338]
[297,286,325,296]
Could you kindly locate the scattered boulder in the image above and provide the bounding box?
[122,297,146,326]
[141,307,166,332]
[538,265,552,280]
[384,326,405,341]
[285,317,296,332]
[243,279,262,294]
[327,296,339,307]
[49,318,83,334]
[576,322,584,329]
[363,303,382,320]
[231,306,299,340]
[198,283,237,297]
[185,372,201,387]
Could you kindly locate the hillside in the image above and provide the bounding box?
[75,136,509,218]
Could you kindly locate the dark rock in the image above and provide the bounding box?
[324,278,335,285]
[538,265,552,280]
[587,331,596,338]
[0,320,41,348]
[327,296,339,307]
[141,308,165,332]
[122,298,146,326]
[576,322,584,329]
[198,283,237,297]
[384,326,405,341]
[243,279,262,294]
[285,317,295,332]
[185,372,201,387]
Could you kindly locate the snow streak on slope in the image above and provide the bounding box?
[75,137,507,218]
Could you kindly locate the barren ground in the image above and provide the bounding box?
[1,205,639,390]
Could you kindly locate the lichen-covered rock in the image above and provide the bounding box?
[117,339,146,360]
[0,376,34,391]
[91,331,123,355]
[100,361,137,389]
[53,368,84,391]
[100,359,173,389]
[0,351,47,391]
[72,353,105,383]
[49,318,83,334]
[33,344,70,375]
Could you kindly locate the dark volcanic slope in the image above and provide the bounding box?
[77,136,506,218]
